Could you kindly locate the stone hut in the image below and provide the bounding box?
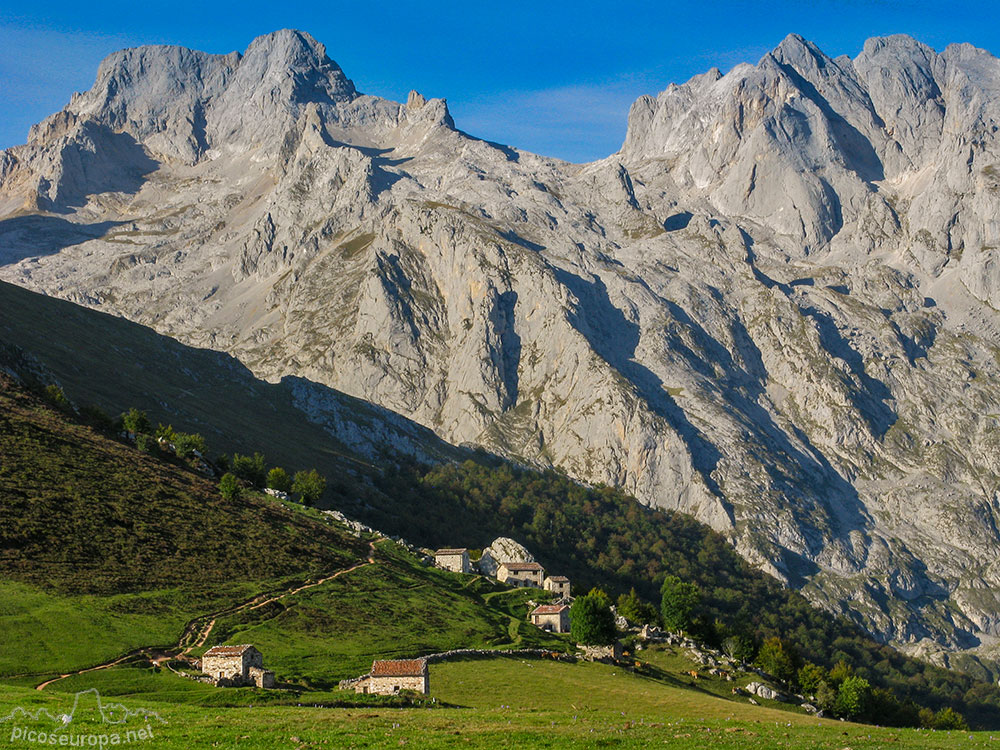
[543,575,571,597]
[530,603,570,633]
[434,548,471,574]
[497,561,544,587]
[355,659,429,695]
[201,644,275,688]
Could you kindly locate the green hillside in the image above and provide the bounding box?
[0,375,562,686]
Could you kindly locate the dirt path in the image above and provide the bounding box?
[36,543,377,691]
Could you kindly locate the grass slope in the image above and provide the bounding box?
[0,375,564,687]
[0,658,992,749]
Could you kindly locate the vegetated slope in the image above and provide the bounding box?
[0,372,367,594]
[0,374,565,681]
[3,30,1000,664]
[359,458,1000,728]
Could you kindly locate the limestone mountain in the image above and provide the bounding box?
[3,29,1000,671]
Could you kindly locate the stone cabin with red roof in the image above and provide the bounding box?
[497,561,544,587]
[530,603,570,633]
[355,659,429,695]
[201,644,274,688]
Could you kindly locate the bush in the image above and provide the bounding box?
[173,432,206,459]
[135,433,157,455]
[43,384,72,412]
[570,588,618,646]
[219,473,241,501]
[122,408,151,435]
[798,662,827,695]
[755,637,797,684]
[929,706,968,730]
[267,467,292,494]
[616,587,658,626]
[721,633,756,663]
[231,452,267,487]
[292,469,327,506]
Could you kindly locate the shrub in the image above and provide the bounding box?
[755,637,796,684]
[43,384,72,412]
[267,467,292,494]
[135,433,157,455]
[231,452,267,487]
[173,432,206,459]
[835,675,872,720]
[219,473,241,501]
[293,469,327,506]
[122,408,151,435]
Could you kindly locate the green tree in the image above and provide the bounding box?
[835,675,872,720]
[570,588,618,646]
[797,662,827,695]
[267,467,292,493]
[173,432,206,459]
[755,637,796,684]
[231,452,267,486]
[122,407,151,435]
[155,423,177,443]
[930,707,967,730]
[815,680,837,713]
[292,469,327,506]
[135,433,157,455]
[616,587,657,626]
[219,473,241,501]
[659,575,700,631]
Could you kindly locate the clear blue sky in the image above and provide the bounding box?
[1,0,997,162]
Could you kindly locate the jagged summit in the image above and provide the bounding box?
[4,31,1000,676]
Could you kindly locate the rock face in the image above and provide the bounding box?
[4,30,1000,671]
[478,537,535,577]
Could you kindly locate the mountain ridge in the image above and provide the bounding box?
[3,30,1000,669]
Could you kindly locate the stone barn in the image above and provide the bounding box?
[543,575,571,597]
[434,548,471,574]
[497,561,544,587]
[201,644,275,688]
[530,604,570,633]
[355,659,429,695]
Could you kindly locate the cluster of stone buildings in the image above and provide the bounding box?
[434,548,571,597]
[434,547,573,634]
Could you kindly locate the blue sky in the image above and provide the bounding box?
[1,0,998,162]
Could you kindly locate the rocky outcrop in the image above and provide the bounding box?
[5,30,1000,673]
[477,537,534,577]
